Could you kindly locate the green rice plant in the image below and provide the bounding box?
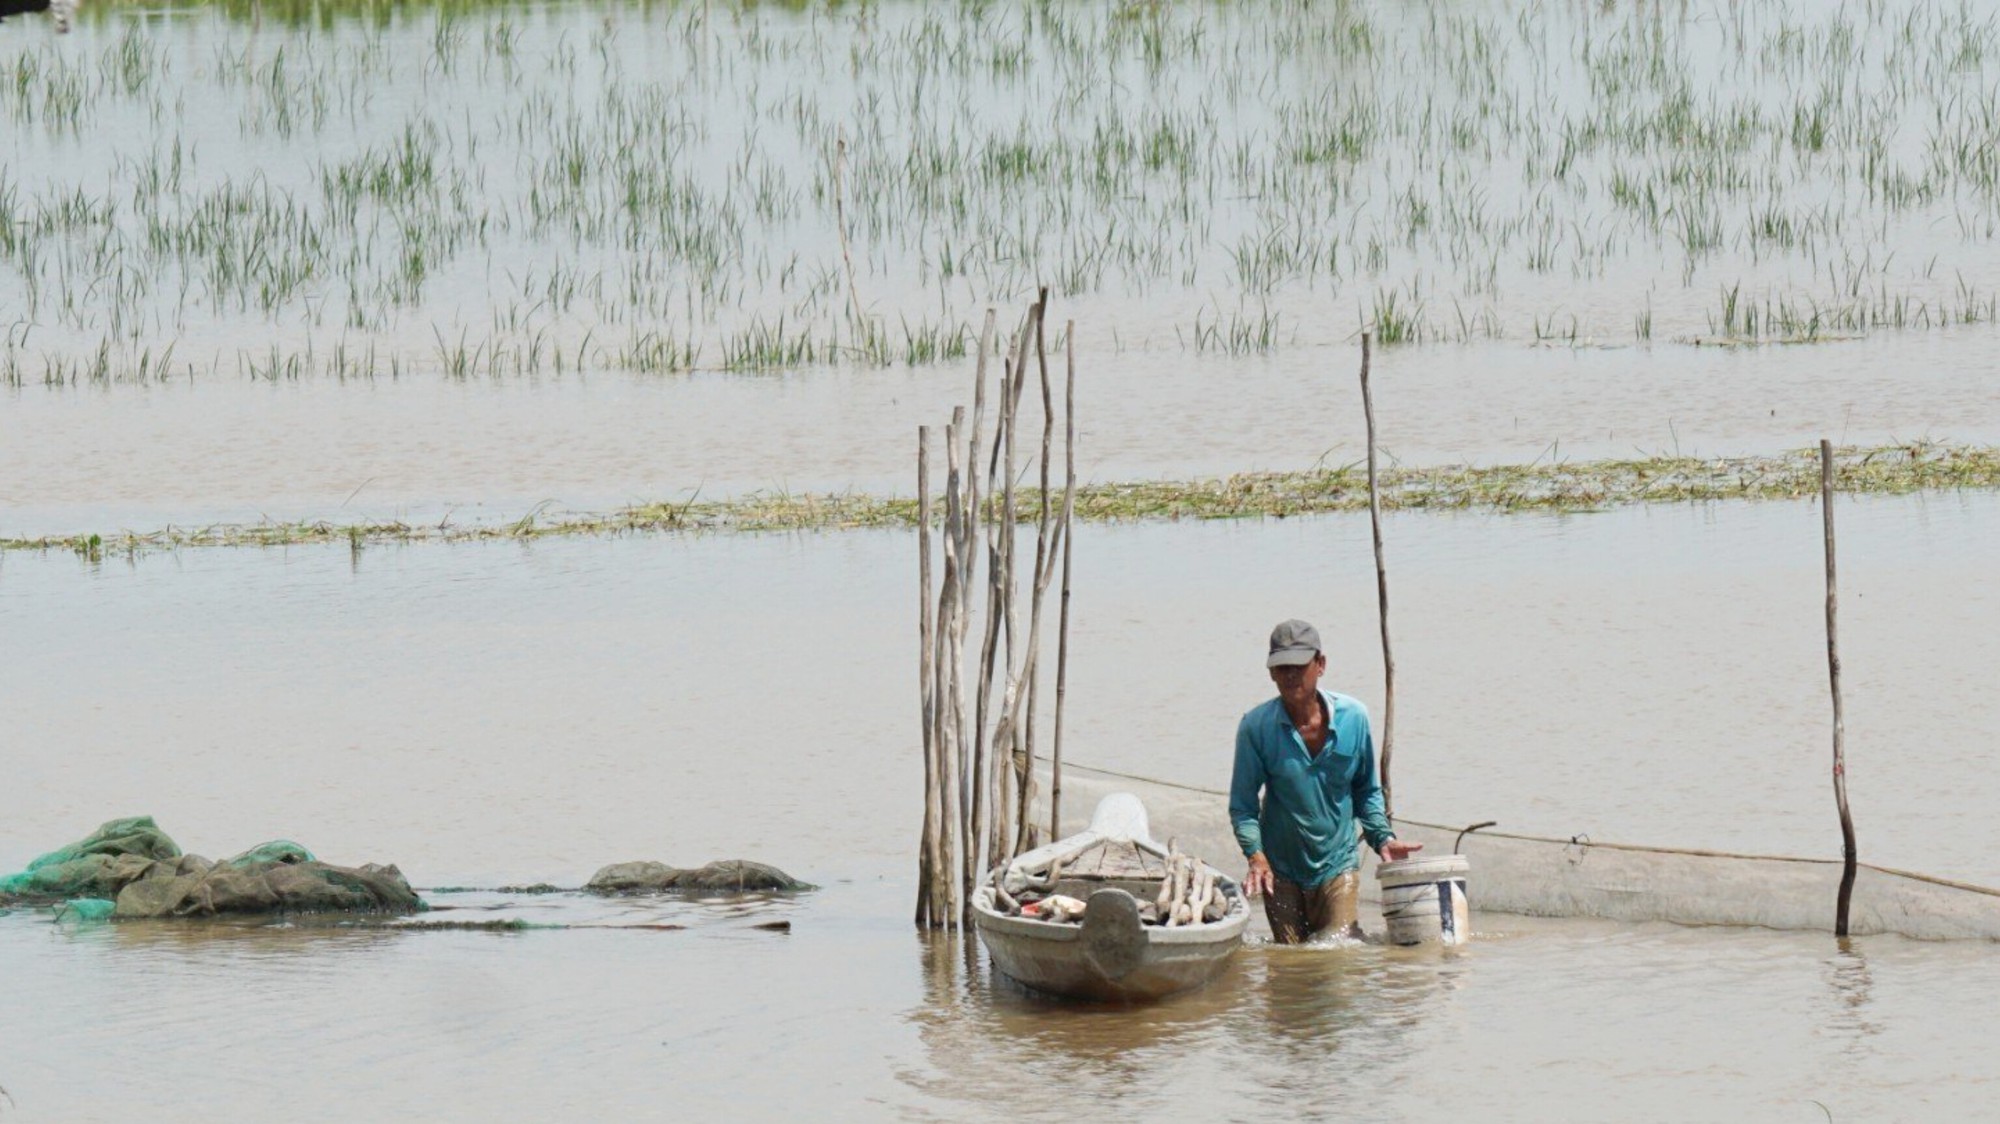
[1532,310,1582,343]
[617,329,699,374]
[900,317,970,366]
[1189,302,1284,354]
[721,315,819,371]
[1369,286,1426,344]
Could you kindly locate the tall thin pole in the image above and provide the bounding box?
[999,300,1034,856]
[1014,293,1057,856]
[965,310,996,872]
[1821,439,1857,937]
[939,411,966,927]
[915,427,938,927]
[1050,322,1077,841]
[972,324,1016,868]
[1359,332,1397,821]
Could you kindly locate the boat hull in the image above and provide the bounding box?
[974,901,1246,1002]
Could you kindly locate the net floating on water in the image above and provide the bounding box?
[584,859,812,894]
[0,817,422,919]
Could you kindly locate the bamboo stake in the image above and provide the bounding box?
[937,414,966,928]
[965,310,996,874]
[1015,292,1057,855]
[975,337,1018,871]
[916,427,936,927]
[936,412,968,912]
[1359,332,1397,822]
[1822,439,1857,937]
[998,303,1034,857]
[1050,321,1077,842]
[986,308,1037,866]
[927,428,954,929]
[954,434,982,918]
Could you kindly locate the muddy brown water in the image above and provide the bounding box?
[4,498,1998,1118]
[3,898,1996,1121]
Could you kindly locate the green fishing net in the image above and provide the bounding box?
[0,816,181,900]
[1,817,419,918]
[52,898,117,923]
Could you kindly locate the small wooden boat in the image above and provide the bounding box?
[971,793,1250,1002]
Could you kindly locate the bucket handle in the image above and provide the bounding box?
[1453,820,1498,853]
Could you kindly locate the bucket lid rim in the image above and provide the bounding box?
[1374,854,1470,875]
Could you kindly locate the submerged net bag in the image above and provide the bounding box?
[1,817,421,917]
[113,857,420,918]
[586,859,811,893]
[0,816,182,902]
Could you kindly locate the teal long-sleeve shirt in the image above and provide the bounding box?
[1229,689,1394,889]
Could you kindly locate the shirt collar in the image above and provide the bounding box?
[1275,688,1340,733]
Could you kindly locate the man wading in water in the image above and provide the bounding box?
[1229,619,1421,943]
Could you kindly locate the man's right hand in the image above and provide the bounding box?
[1244,852,1274,898]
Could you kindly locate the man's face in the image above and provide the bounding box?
[1268,652,1326,707]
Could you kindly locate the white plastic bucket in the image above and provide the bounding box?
[1376,854,1471,946]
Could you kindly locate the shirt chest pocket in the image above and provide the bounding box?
[1267,754,1331,809]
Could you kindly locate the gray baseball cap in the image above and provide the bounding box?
[1266,619,1321,668]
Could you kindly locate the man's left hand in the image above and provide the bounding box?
[1379,838,1424,862]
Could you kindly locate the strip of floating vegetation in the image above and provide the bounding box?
[11,443,2000,557]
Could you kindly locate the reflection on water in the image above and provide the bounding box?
[906,927,1469,1117]
[1822,940,1883,1052]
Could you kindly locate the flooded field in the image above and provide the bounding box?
[7,0,2000,1118]
[6,0,2000,536]
[7,0,2000,382]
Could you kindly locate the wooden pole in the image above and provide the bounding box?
[974,407,1006,866]
[927,423,954,929]
[915,426,936,927]
[965,310,996,880]
[1050,321,1077,842]
[975,324,1023,871]
[944,407,972,911]
[1359,332,1397,821]
[1821,439,1857,937]
[1015,292,1058,855]
[935,414,966,929]
[999,301,1033,857]
[984,305,1037,866]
